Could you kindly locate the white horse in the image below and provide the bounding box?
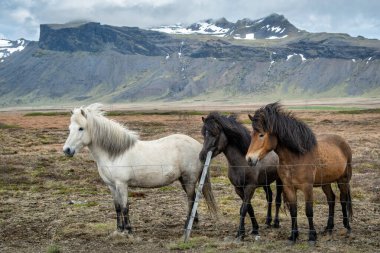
[63,103,217,233]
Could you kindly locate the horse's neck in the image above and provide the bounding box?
[223,145,247,167]
[88,142,126,166]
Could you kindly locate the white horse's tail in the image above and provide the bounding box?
[202,170,218,216]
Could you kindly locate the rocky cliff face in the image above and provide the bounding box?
[0,14,379,106]
[38,22,179,55]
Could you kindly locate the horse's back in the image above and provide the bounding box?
[148,133,202,167]
[317,134,352,162]
[314,134,352,184]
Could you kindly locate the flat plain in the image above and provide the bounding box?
[0,105,379,252]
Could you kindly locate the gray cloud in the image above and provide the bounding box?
[0,0,379,40]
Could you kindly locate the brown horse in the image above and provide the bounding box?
[199,112,282,240]
[245,102,352,244]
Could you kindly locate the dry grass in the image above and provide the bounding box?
[0,109,379,252]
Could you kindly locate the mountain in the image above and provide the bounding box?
[151,14,300,40]
[0,14,379,107]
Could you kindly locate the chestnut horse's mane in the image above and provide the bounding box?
[251,102,317,154]
[202,112,251,154]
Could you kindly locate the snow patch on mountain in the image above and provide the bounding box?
[0,39,27,62]
[151,22,228,36]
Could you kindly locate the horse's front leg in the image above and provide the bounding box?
[233,187,246,240]
[274,178,283,228]
[263,185,273,227]
[116,183,132,234]
[109,186,124,232]
[246,187,259,235]
[236,186,255,239]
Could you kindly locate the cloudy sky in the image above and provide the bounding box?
[0,0,379,40]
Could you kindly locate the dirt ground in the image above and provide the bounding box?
[0,108,379,253]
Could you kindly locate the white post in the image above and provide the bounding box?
[184,151,213,242]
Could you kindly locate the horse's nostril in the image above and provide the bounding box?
[247,157,252,166]
[64,147,74,157]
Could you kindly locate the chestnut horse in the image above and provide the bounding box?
[199,112,282,240]
[245,102,352,244]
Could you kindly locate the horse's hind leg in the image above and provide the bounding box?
[263,185,273,227]
[303,185,317,243]
[322,184,335,234]
[274,178,283,228]
[337,179,352,233]
[180,176,198,227]
[282,184,299,243]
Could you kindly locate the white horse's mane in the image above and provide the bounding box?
[76,103,139,157]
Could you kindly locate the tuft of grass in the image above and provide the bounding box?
[211,176,230,185]
[168,240,196,250]
[167,236,211,250]
[159,185,177,192]
[0,122,20,129]
[72,201,99,208]
[87,222,114,232]
[47,244,61,253]
[24,111,70,117]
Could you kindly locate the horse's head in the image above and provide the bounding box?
[199,113,228,162]
[246,114,278,167]
[63,107,91,157]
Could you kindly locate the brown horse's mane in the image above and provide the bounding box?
[251,102,317,154]
[202,112,251,154]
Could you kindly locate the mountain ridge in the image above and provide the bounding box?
[0,13,379,107]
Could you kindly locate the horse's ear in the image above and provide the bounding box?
[202,116,205,122]
[248,114,254,121]
[81,109,87,118]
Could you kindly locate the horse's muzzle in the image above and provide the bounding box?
[63,147,75,157]
[247,157,258,167]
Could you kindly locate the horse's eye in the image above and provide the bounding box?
[259,133,264,138]
[79,127,84,131]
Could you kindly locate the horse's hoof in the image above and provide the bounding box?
[273,223,280,229]
[235,232,245,242]
[234,236,244,243]
[322,228,333,236]
[287,231,299,244]
[110,230,126,238]
[250,229,259,235]
[308,240,316,246]
[287,239,296,246]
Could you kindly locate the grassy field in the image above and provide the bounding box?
[0,107,379,252]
